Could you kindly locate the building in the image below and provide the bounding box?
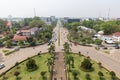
[67,18,80,23]
[16,27,39,37]
[78,26,96,33]
[41,16,56,25]
[95,32,120,44]
[112,32,120,42]
[13,27,40,41]
[12,35,27,42]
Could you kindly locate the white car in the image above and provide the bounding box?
[0,64,5,69]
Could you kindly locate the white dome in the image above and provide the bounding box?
[98,31,104,35]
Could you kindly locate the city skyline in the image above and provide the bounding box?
[0,0,120,18]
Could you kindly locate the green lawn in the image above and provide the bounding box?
[66,53,120,80]
[0,53,52,80]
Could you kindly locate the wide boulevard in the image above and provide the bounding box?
[0,20,120,78]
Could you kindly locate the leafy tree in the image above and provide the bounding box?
[110,71,117,80]
[27,37,36,46]
[63,42,70,53]
[85,74,91,80]
[72,70,79,79]
[65,55,74,71]
[44,31,52,39]
[98,71,104,77]
[109,71,116,77]
[14,71,20,77]
[81,58,93,71]
[93,24,101,32]
[48,44,55,54]
[20,18,32,26]
[16,77,21,80]
[99,21,120,34]
[82,20,94,28]
[29,20,45,28]
[40,71,46,79]
[0,39,3,47]
[0,19,7,33]
[18,40,24,46]
[94,39,102,46]
[47,58,53,72]
[5,40,12,48]
[26,59,38,72]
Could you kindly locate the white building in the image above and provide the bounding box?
[78,26,96,33]
[95,32,120,44]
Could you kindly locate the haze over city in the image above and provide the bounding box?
[0,0,120,18]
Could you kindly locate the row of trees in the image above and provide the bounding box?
[65,19,120,35]
[0,16,55,48]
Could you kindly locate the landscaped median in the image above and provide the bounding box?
[65,53,120,80]
[2,47,20,55]
[0,53,53,80]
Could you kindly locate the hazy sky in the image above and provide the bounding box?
[0,0,120,18]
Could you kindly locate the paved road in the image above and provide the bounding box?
[52,20,67,80]
[0,44,48,74]
[58,24,120,78]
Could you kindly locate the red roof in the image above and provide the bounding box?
[113,32,120,37]
[12,35,27,41]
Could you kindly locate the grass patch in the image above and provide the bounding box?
[0,53,52,80]
[104,50,110,54]
[66,53,119,80]
[2,50,9,53]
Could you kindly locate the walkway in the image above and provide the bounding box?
[52,52,66,80]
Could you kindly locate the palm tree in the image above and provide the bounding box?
[47,58,53,72]
[72,70,79,79]
[5,40,12,48]
[65,56,70,71]
[65,55,74,71]
[48,43,55,54]
[63,42,70,53]
[40,71,46,79]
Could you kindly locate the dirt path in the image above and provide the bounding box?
[52,52,66,80]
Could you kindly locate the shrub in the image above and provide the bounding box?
[26,59,38,72]
[14,71,20,77]
[40,71,46,79]
[98,71,104,77]
[85,74,91,80]
[16,77,21,80]
[72,70,79,79]
[80,58,93,72]
[110,71,116,77]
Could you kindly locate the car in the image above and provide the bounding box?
[61,49,64,51]
[115,46,119,49]
[103,46,107,49]
[0,64,5,69]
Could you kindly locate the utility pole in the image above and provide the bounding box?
[34,8,36,17]
[108,8,110,20]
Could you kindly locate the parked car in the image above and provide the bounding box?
[103,46,107,49]
[61,49,64,51]
[0,64,5,69]
[115,46,119,49]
